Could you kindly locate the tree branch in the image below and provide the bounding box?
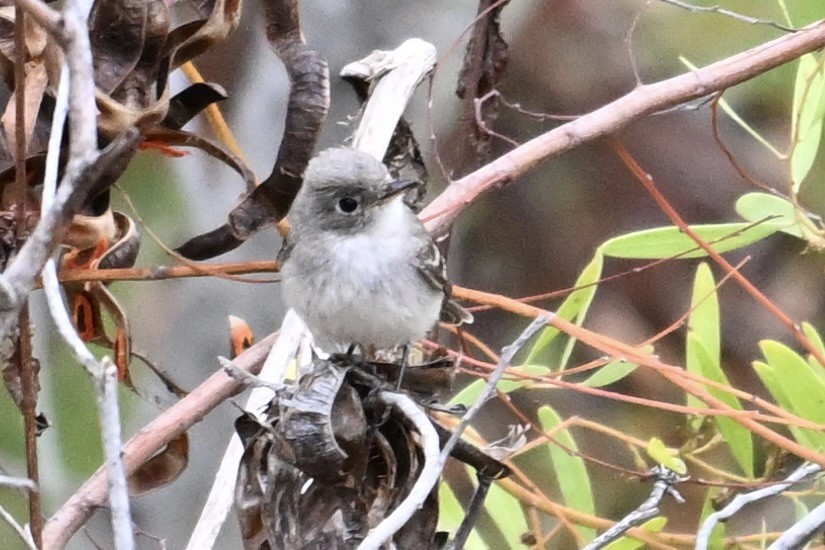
[421,19,825,236]
[41,331,280,548]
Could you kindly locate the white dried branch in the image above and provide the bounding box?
[583,466,686,550]
[768,499,825,550]
[0,474,37,492]
[0,502,36,550]
[341,38,437,161]
[38,9,134,550]
[184,310,305,550]
[695,462,822,550]
[0,0,95,338]
[357,391,441,550]
[361,315,548,549]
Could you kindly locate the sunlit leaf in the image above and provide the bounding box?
[600,223,780,260]
[646,437,687,475]
[582,359,638,388]
[791,53,825,192]
[526,253,604,367]
[735,192,807,239]
[758,340,825,427]
[601,517,667,550]
[687,335,753,477]
[438,481,486,549]
[752,357,825,450]
[476,469,528,549]
[537,406,596,543]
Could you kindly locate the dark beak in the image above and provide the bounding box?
[376,179,422,202]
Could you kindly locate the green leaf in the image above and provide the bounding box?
[582,359,638,387]
[526,253,604,367]
[449,365,551,407]
[801,322,825,358]
[438,481,486,549]
[600,223,780,260]
[477,470,528,548]
[536,406,596,543]
[752,358,825,450]
[687,335,754,477]
[758,341,825,426]
[684,264,753,475]
[735,192,807,239]
[791,53,825,191]
[601,517,667,550]
[800,322,825,383]
[646,437,687,475]
[688,263,721,362]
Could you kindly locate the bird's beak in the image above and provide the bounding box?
[376,179,422,202]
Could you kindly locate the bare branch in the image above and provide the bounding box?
[0,502,36,550]
[583,466,687,550]
[695,462,823,550]
[0,475,37,492]
[356,391,441,550]
[41,331,280,548]
[768,499,825,550]
[421,19,825,236]
[360,315,548,549]
[656,0,796,33]
[185,311,306,550]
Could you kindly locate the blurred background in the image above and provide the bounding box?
[2,0,825,548]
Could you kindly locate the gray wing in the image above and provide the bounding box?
[415,239,473,325]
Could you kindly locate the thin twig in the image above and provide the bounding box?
[0,474,37,492]
[0,502,37,550]
[184,311,306,550]
[583,466,687,550]
[42,331,280,548]
[55,260,279,284]
[656,0,796,33]
[39,30,134,550]
[768,498,825,550]
[360,316,547,549]
[695,462,822,550]
[452,285,825,466]
[0,0,125,340]
[421,19,825,236]
[440,316,549,464]
[12,7,43,545]
[357,391,441,550]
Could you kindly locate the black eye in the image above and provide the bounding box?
[336,197,360,214]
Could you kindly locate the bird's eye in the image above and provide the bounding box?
[336,197,360,214]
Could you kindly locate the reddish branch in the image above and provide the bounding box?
[610,139,825,380]
[32,13,825,550]
[421,19,825,235]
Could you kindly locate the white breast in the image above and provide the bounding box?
[281,198,443,352]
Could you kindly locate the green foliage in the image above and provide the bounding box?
[686,263,753,476]
[536,406,596,543]
[601,517,668,550]
[440,466,528,550]
[753,339,825,450]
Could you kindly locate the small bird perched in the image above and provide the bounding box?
[278,147,472,353]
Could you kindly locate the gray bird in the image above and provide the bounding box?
[278,147,472,353]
